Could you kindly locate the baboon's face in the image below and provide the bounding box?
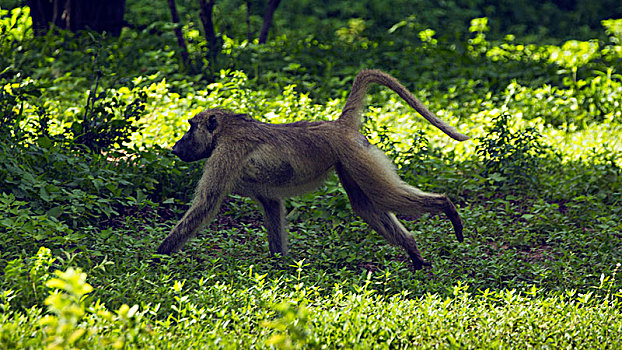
[172,112,218,162]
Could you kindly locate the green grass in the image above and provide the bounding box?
[1,3,622,348]
[2,259,621,348]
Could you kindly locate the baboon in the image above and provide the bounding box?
[156,69,469,271]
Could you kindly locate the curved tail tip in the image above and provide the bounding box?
[456,134,471,142]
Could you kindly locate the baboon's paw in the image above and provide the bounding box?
[450,215,464,243]
[149,253,169,267]
[412,259,432,271]
[455,226,464,243]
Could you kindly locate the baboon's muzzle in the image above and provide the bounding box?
[171,142,181,157]
[171,142,192,161]
[171,141,211,162]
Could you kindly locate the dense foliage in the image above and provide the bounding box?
[1,1,621,348]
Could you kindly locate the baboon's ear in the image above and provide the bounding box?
[207,114,218,132]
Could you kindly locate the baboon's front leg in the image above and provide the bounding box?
[336,165,430,270]
[257,196,288,255]
[156,147,242,255]
[156,192,225,254]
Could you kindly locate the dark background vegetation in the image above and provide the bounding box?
[1,0,621,347]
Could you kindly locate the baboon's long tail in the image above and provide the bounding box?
[338,69,470,141]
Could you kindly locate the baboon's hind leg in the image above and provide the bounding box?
[336,165,430,270]
[257,196,289,256]
[373,187,464,243]
[369,212,431,270]
[342,147,464,242]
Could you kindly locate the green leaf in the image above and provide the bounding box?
[46,206,64,218]
[37,136,53,148]
[39,186,50,202]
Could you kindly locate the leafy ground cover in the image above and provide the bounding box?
[1,2,621,348]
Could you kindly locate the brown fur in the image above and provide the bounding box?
[156,69,469,271]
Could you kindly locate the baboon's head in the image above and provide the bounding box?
[172,110,220,162]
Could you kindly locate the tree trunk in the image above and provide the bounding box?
[27,0,126,36]
[199,0,220,59]
[246,0,252,42]
[167,0,190,66]
[258,0,281,44]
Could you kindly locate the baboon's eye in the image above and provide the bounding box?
[207,115,218,132]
